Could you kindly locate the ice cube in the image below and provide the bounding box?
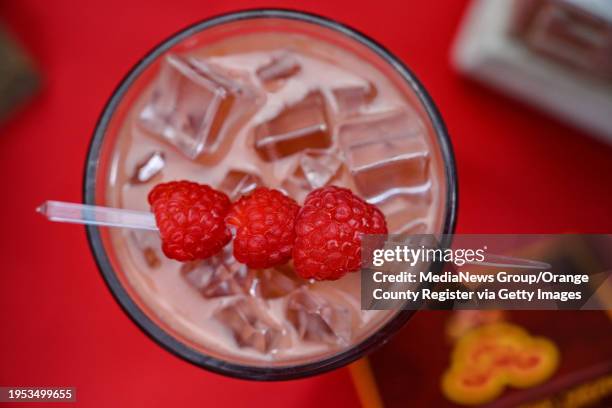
[287,288,353,345]
[387,217,428,236]
[254,91,331,161]
[218,169,262,200]
[253,264,304,299]
[299,149,343,189]
[130,151,166,184]
[378,194,432,234]
[280,175,309,203]
[353,153,430,204]
[256,51,300,83]
[281,149,342,202]
[139,54,256,159]
[332,81,376,116]
[180,247,255,298]
[130,230,162,268]
[215,298,291,353]
[339,109,430,203]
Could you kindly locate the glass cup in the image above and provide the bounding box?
[83,9,458,380]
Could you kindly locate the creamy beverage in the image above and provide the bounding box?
[101,30,447,367]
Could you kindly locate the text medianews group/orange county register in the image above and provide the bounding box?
[371,271,589,285]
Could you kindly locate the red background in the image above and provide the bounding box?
[1,1,611,407]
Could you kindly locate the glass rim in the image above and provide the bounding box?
[82,8,459,381]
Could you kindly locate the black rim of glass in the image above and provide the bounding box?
[83,8,458,381]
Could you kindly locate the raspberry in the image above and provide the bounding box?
[148,181,232,262]
[226,187,300,269]
[293,186,387,280]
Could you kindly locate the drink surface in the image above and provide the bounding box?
[104,31,446,366]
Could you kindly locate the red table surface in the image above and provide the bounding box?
[1,1,611,407]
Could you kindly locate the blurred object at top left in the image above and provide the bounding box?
[0,24,40,123]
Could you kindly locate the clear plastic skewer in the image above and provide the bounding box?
[468,253,550,270]
[37,200,550,270]
[37,200,158,231]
